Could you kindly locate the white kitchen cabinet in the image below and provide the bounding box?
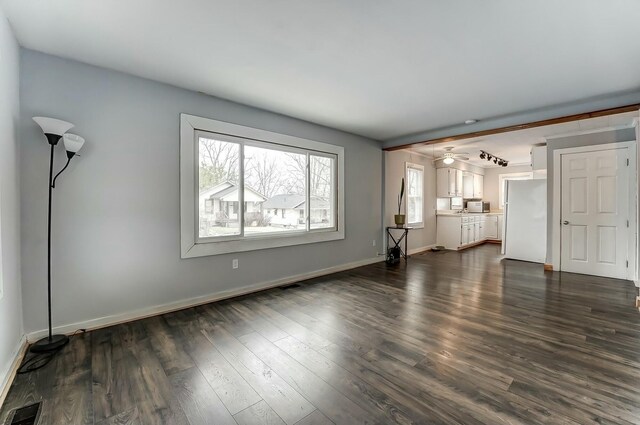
[462,172,484,199]
[436,167,464,198]
[437,214,489,249]
[461,224,470,245]
[483,215,498,239]
[436,168,450,197]
[437,215,463,248]
[455,169,463,197]
[531,145,547,170]
[463,173,474,198]
[497,214,504,240]
[473,174,483,198]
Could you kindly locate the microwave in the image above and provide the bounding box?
[467,201,490,213]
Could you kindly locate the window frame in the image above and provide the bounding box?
[405,162,424,228]
[498,171,533,208]
[181,113,344,258]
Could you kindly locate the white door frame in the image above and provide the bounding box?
[552,141,637,280]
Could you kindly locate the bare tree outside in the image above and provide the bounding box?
[198,135,336,236]
[244,147,304,198]
[199,137,239,189]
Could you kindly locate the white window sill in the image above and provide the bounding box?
[182,229,345,258]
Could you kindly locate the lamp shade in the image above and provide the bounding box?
[63,133,85,153]
[33,117,74,136]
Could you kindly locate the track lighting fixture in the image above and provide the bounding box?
[479,150,509,167]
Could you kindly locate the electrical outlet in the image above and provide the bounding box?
[232,259,239,269]
[372,240,376,247]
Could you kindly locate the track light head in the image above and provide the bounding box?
[479,152,486,159]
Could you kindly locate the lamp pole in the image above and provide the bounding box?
[46,142,55,342]
[30,118,85,353]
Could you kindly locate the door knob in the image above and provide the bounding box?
[563,220,570,225]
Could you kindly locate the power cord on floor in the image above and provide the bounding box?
[17,329,87,374]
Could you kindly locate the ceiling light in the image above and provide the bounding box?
[443,157,454,165]
[464,119,477,125]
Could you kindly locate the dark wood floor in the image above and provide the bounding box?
[2,244,640,424]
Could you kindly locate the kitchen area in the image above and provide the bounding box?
[384,141,547,262]
[385,111,637,273]
[435,165,504,250]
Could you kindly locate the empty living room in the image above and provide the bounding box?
[2,1,640,424]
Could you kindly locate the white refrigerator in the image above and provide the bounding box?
[501,179,547,263]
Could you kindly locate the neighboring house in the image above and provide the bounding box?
[262,194,331,228]
[199,182,267,227]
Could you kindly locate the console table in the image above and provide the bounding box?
[386,226,413,264]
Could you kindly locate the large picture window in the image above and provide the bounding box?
[406,162,424,227]
[181,114,344,258]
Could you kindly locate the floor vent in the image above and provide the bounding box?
[7,402,41,425]
[281,283,301,290]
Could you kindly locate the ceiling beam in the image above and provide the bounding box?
[384,103,640,152]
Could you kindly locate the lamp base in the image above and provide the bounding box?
[30,334,69,353]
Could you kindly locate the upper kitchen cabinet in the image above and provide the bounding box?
[437,167,463,197]
[531,145,547,169]
[462,172,484,199]
[531,145,547,179]
[473,173,483,198]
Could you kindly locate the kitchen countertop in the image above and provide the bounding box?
[436,211,503,217]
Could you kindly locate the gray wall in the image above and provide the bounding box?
[385,151,436,252]
[20,49,382,334]
[545,128,636,263]
[0,10,23,389]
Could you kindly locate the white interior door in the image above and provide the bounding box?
[560,148,629,279]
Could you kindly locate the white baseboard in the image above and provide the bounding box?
[27,256,383,342]
[408,244,435,255]
[0,335,28,408]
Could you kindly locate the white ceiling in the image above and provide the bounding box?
[414,112,637,168]
[3,1,640,141]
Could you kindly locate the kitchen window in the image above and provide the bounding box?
[406,162,424,227]
[180,114,344,258]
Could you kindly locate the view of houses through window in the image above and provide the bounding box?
[198,134,336,239]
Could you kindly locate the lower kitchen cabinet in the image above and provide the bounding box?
[483,215,498,239]
[437,214,502,250]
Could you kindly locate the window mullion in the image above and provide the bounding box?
[194,134,200,242]
[239,142,245,237]
[305,153,310,232]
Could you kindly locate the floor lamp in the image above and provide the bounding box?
[31,117,86,353]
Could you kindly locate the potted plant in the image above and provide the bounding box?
[394,177,405,227]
